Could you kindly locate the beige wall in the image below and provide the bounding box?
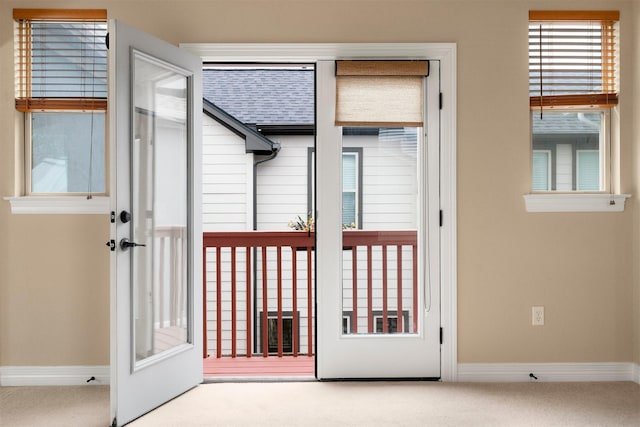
[0,0,638,367]
[631,3,640,367]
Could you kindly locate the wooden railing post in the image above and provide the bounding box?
[291,247,298,357]
[202,246,207,358]
[261,246,268,357]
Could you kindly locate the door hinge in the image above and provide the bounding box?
[440,327,443,344]
[111,416,117,427]
[106,240,116,252]
[439,210,443,227]
[110,211,116,223]
[439,93,443,110]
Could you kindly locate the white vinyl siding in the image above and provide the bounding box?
[202,115,251,230]
[555,144,573,192]
[347,135,418,230]
[256,135,310,230]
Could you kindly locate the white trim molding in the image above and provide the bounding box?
[458,363,636,382]
[633,363,640,384]
[182,42,457,63]
[4,196,110,215]
[524,193,631,213]
[0,365,109,386]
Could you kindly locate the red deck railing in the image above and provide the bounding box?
[203,230,417,360]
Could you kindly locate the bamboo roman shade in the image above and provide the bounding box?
[529,10,619,109]
[14,9,108,112]
[335,61,428,127]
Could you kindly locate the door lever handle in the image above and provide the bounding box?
[119,238,146,251]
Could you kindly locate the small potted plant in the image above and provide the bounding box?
[288,214,314,232]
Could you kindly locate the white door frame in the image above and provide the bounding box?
[182,43,457,381]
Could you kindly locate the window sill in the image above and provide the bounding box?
[4,196,110,215]
[523,193,631,213]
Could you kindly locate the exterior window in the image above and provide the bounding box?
[577,150,600,191]
[532,150,551,191]
[373,311,409,334]
[531,111,605,191]
[260,311,298,354]
[308,147,363,229]
[529,11,618,193]
[342,152,358,228]
[30,112,106,193]
[14,10,107,195]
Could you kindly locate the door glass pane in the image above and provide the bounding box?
[342,127,420,335]
[132,51,189,363]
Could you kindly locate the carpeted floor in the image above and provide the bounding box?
[1,382,639,426]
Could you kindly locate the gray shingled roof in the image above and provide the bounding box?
[532,111,601,134]
[203,68,314,126]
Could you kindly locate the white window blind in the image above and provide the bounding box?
[14,9,107,112]
[529,10,619,109]
[335,61,428,127]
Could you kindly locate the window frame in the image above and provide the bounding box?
[258,311,299,355]
[26,111,107,197]
[9,9,109,213]
[525,10,629,212]
[531,109,609,193]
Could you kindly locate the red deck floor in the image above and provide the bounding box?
[203,356,315,378]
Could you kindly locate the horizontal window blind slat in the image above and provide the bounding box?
[13,9,107,21]
[529,94,617,108]
[529,10,619,21]
[14,15,107,111]
[16,98,107,112]
[529,13,618,108]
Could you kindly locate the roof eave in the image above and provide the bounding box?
[202,98,277,154]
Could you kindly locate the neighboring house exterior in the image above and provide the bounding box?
[532,111,602,192]
[201,68,419,356]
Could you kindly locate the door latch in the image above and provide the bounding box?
[119,238,146,251]
[106,240,116,251]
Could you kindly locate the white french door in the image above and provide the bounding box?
[109,20,202,426]
[315,60,441,379]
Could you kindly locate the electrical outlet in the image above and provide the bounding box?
[532,306,544,326]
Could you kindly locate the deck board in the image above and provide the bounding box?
[203,356,315,377]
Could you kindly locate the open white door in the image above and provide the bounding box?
[109,20,202,426]
[315,60,441,379]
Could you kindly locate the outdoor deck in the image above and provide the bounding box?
[203,356,315,378]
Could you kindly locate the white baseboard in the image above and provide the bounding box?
[0,365,109,386]
[457,363,636,382]
[1,363,635,385]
